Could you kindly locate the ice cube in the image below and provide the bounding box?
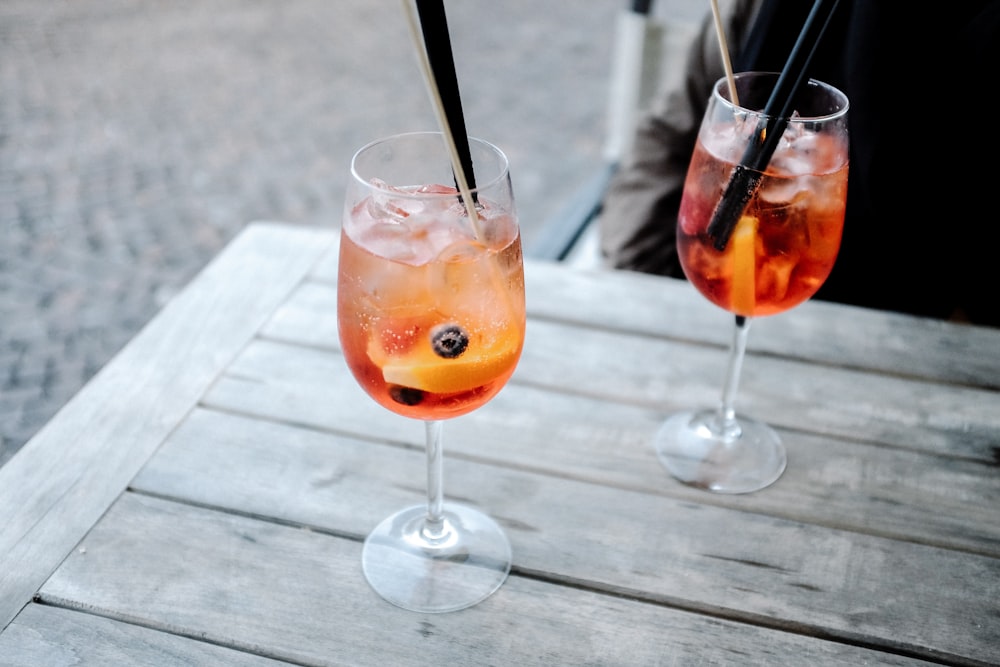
[761,134,816,203]
[415,183,459,196]
[375,210,470,267]
[357,221,421,263]
[772,130,821,174]
[758,172,810,206]
[759,253,797,302]
[435,238,487,264]
[769,136,818,176]
[430,218,473,252]
[704,122,749,163]
[367,179,426,222]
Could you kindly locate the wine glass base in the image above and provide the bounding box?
[653,409,786,494]
[361,503,512,613]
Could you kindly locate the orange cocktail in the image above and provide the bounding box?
[339,132,522,613]
[677,114,848,318]
[653,72,850,495]
[338,183,525,421]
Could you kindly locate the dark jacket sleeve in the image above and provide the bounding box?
[599,0,761,277]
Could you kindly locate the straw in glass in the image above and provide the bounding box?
[706,0,842,250]
[710,0,740,106]
[402,0,483,237]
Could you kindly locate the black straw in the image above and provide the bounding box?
[706,0,841,250]
[415,0,477,194]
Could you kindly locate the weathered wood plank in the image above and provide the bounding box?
[518,318,1000,462]
[127,410,1000,665]
[30,492,937,666]
[520,260,1000,390]
[0,604,288,666]
[149,380,1000,561]
[0,223,334,631]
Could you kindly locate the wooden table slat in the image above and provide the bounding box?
[200,344,1000,558]
[120,408,1000,665]
[29,492,939,666]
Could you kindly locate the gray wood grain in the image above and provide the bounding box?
[126,407,1000,665]
[199,340,1000,558]
[0,604,291,666]
[521,260,1000,390]
[28,492,936,667]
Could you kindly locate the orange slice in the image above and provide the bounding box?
[370,331,521,394]
[731,214,758,315]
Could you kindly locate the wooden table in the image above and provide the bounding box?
[2,222,998,666]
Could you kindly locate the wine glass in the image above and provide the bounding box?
[653,71,849,494]
[337,131,525,612]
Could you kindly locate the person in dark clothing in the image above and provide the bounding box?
[600,0,1000,327]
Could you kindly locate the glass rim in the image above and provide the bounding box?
[349,131,510,199]
[714,71,849,123]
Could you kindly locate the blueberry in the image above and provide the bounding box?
[389,385,424,406]
[430,324,469,359]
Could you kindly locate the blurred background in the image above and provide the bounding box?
[0,0,703,466]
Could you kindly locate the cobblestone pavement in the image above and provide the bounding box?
[0,0,700,466]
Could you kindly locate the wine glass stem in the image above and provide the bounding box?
[717,315,751,432]
[423,420,447,539]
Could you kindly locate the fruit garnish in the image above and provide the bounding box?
[388,385,425,406]
[430,324,469,358]
[378,329,520,394]
[731,214,758,315]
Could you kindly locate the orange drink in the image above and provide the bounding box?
[338,183,525,420]
[338,130,523,613]
[653,73,849,495]
[677,103,849,318]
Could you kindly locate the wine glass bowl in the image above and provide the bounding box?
[654,72,849,494]
[337,131,525,612]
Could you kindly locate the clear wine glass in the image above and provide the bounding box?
[337,131,525,612]
[653,71,849,494]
